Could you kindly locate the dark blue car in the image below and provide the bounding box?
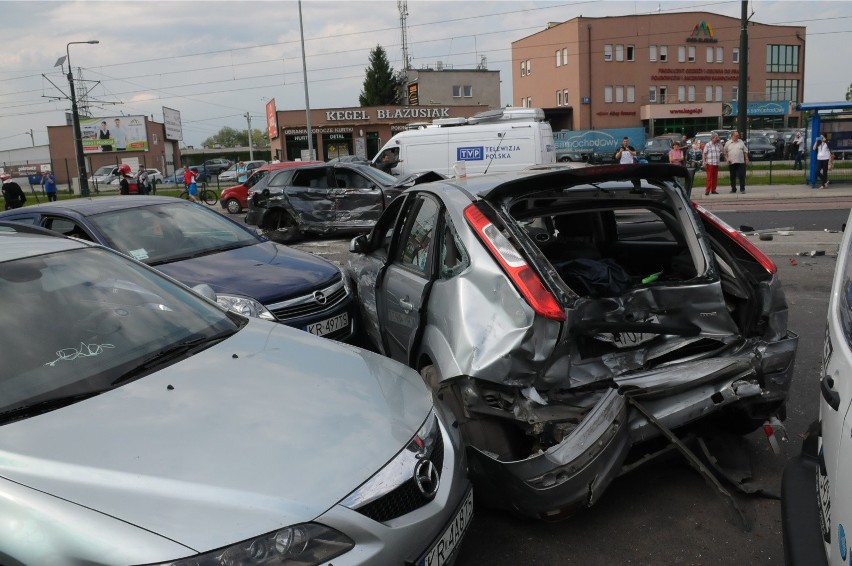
[0,196,357,341]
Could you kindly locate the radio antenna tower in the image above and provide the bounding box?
[398,0,409,72]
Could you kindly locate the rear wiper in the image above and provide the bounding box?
[0,392,101,424]
[110,332,231,386]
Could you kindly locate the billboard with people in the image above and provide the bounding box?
[80,115,148,153]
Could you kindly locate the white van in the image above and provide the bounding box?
[371,107,556,177]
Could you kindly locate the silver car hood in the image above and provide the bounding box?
[0,321,432,552]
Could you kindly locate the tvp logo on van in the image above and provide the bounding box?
[457,146,484,161]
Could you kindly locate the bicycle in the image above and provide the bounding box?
[178,181,218,206]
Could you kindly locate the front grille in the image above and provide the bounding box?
[356,434,445,523]
[266,280,347,320]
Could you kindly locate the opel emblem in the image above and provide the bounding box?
[413,459,440,499]
[313,291,327,305]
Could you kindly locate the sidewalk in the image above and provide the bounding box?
[690,181,852,202]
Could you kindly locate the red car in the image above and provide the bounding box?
[219,161,321,214]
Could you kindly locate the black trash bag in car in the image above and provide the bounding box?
[558,258,633,298]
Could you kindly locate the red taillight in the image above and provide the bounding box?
[694,203,777,274]
[464,204,565,321]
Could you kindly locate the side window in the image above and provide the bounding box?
[245,170,269,188]
[395,196,440,275]
[369,195,408,257]
[267,170,293,187]
[2,215,37,225]
[42,217,91,240]
[292,169,328,189]
[439,213,469,280]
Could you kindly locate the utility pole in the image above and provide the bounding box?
[298,0,314,160]
[244,112,254,160]
[737,0,749,139]
[66,40,99,197]
[26,129,34,147]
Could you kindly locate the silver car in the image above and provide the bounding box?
[348,163,798,519]
[0,223,472,565]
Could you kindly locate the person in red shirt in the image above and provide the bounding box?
[183,167,199,203]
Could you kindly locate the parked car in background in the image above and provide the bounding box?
[162,166,209,185]
[746,135,776,160]
[219,160,322,215]
[88,165,120,186]
[217,160,267,183]
[0,196,359,342]
[347,163,798,519]
[0,221,472,566]
[245,162,443,242]
[783,207,852,566]
[107,168,164,186]
[641,137,676,162]
[713,129,734,144]
[202,158,232,175]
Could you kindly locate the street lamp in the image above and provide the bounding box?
[66,40,99,197]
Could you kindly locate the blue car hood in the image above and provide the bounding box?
[155,241,339,303]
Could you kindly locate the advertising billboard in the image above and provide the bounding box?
[163,107,183,141]
[80,116,148,153]
[554,127,646,158]
[266,99,278,140]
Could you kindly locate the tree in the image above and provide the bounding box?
[359,45,402,106]
[847,83,852,101]
[201,127,268,148]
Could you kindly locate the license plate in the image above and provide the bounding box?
[818,454,831,542]
[306,313,348,336]
[416,487,474,566]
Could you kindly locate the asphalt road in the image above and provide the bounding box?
[275,206,839,565]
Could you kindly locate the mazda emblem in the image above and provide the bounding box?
[413,459,440,499]
[313,291,327,305]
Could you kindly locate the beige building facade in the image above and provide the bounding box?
[512,12,806,137]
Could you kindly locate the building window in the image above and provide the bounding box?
[616,86,624,103]
[604,44,612,61]
[650,45,658,62]
[556,50,561,67]
[615,44,624,62]
[733,48,739,64]
[678,85,686,102]
[563,89,569,104]
[604,86,613,103]
[463,85,472,97]
[716,47,723,63]
[715,86,723,102]
[452,85,461,98]
[706,86,713,102]
[649,86,657,103]
[527,96,532,107]
[732,86,738,101]
[520,61,525,77]
[660,45,668,62]
[688,46,696,63]
[678,46,686,63]
[526,59,531,75]
[627,45,635,61]
[557,90,562,106]
[626,86,635,103]
[767,44,800,73]
[688,86,695,102]
[563,48,568,64]
[659,86,668,104]
[706,47,714,63]
[766,79,799,101]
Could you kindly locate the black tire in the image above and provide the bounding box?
[225,198,242,214]
[262,211,301,243]
[201,189,218,206]
[178,190,190,200]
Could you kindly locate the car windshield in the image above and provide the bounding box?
[88,202,259,265]
[93,166,113,176]
[0,246,241,420]
[645,139,669,148]
[750,136,770,145]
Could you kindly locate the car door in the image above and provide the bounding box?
[819,209,852,558]
[378,194,441,364]
[330,166,386,226]
[285,166,336,227]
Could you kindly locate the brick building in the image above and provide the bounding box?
[512,11,806,137]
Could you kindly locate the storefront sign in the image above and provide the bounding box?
[266,99,278,140]
[162,107,183,141]
[670,107,704,115]
[408,83,419,106]
[323,107,453,121]
[726,101,790,116]
[687,20,717,43]
[651,68,738,81]
[596,111,638,117]
[284,127,353,135]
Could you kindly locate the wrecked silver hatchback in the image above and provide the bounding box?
[347,164,798,519]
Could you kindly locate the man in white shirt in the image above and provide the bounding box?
[793,131,805,170]
[113,118,128,151]
[724,131,749,193]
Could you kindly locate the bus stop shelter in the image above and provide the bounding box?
[796,101,852,188]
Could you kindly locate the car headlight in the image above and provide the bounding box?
[151,523,354,566]
[216,293,276,321]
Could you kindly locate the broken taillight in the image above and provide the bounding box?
[694,203,778,275]
[464,204,566,321]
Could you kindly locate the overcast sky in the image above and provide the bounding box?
[0,0,849,151]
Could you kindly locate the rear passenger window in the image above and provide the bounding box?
[292,170,328,188]
[440,214,469,279]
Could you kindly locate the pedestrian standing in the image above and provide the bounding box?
[137,166,149,195]
[793,131,805,170]
[702,133,723,195]
[724,131,749,193]
[1,174,26,210]
[42,170,58,202]
[668,141,684,166]
[615,136,637,164]
[814,134,834,189]
[183,167,200,203]
[236,161,248,184]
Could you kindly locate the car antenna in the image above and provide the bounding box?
[483,131,508,175]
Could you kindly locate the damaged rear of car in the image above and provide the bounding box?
[347,163,798,519]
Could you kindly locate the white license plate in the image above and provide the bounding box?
[818,456,831,542]
[306,313,348,336]
[416,487,474,566]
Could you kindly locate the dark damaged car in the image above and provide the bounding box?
[346,163,798,519]
[245,162,443,243]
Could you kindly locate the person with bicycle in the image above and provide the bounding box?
[183,167,200,203]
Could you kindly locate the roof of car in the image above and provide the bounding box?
[0,195,183,217]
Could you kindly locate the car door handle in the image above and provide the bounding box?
[399,298,413,313]
[821,375,841,411]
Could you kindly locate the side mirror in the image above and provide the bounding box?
[350,234,368,253]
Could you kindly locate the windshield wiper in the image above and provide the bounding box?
[0,392,102,424]
[150,242,250,265]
